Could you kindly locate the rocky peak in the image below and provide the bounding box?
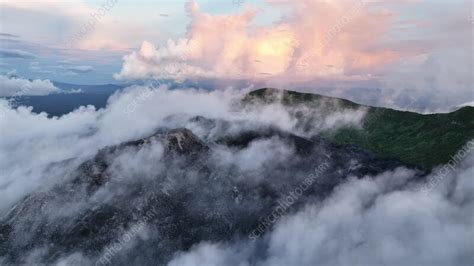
[151,128,208,155]
[76,128,208,187]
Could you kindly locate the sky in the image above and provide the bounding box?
[0,0,278,84]
[0,0,472,111]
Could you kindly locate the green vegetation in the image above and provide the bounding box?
[331,106,474,169]
[245,88,474,169]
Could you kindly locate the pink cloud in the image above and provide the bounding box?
[114,0,427,83]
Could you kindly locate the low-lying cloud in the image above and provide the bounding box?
[0,85,366,213]
[0,74,61,97]
[169,155,474,266]
[0,85,472,266]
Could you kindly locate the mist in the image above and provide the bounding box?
[0,85,471,266]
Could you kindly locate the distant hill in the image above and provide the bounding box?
[13,94,112,117]
[245,88,474,169]
[52,81,124,94]
[10,82,125,117]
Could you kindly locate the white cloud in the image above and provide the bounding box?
[0,75,61,97]
[0,85,364,213]
[115,0,406,81]
[0,84,472,265]
[114,0,472,112]
[169,155,474,266]
[458,101,474,108]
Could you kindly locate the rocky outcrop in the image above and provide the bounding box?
[76,128,209,187]
[0,124,426,265]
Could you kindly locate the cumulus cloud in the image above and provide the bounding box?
[114,0,425,82]
[115,0,471,112]
[116,0,406,81]
[0,75,61,97]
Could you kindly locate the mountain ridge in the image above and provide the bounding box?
[0,124,426,264]
[244,88,474,169]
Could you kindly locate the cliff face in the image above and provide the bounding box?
[0,119,425,265]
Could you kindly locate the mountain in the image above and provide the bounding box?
[1,87,471,265]
[52,81,124,95]
[244,88,474,169]
[11,82,124,117]
[10,85,472,168]
[0,122,426,265]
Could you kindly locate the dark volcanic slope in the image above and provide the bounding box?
[0,117,425,265]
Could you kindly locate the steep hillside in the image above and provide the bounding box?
[1,123,423,264]
[245,88,474,169]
